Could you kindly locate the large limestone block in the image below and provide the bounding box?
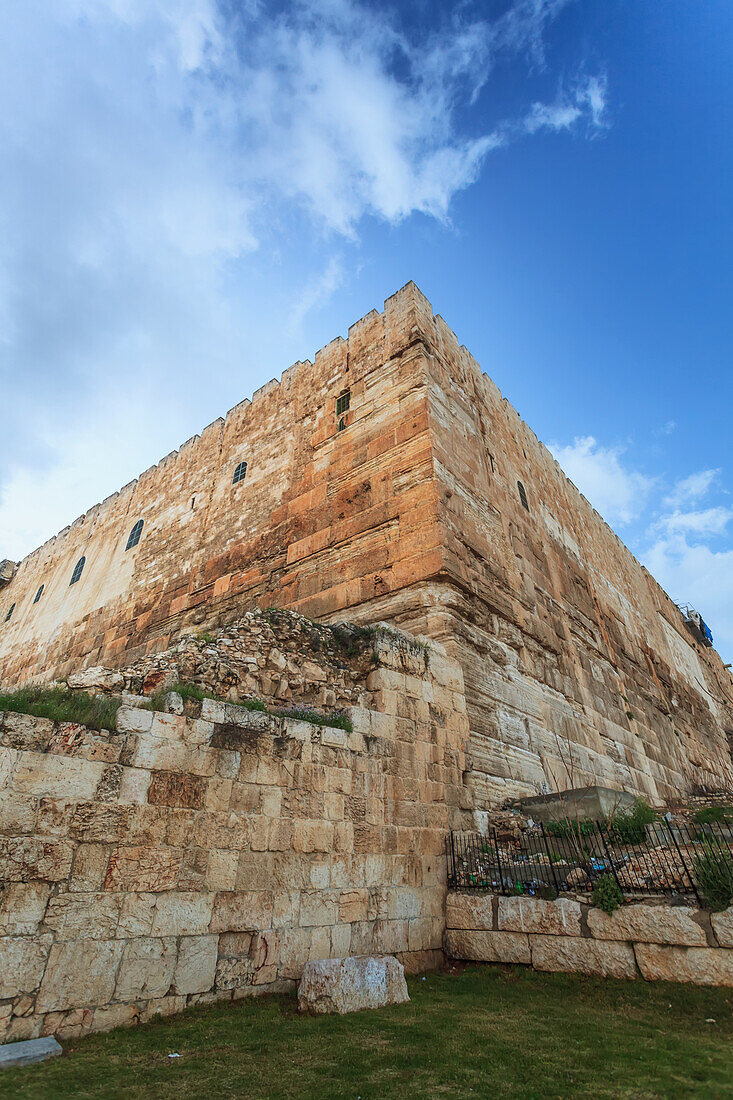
[174,935,218,994]
[587,904,707,946]
[445,929,531,964]
[67,667,125,692]
[498,896,581,937]
[532,935,637,979]
[0,936,50,998]
[711,907,733,948]
[150,892,213,936]
[635,944,733,986]
[115,938,177,1000]
[43,893,122,941]
[298,955,409,1015]
[0,883,50,936]
[37,940,124,1011]
[445,892,494,930]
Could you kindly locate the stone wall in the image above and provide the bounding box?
[445,892,733,986]
[0,630,472,1042]
[2,281,732,805]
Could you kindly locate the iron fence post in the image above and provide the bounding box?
[664,818,701,905]
[540,822,561,895]
[596,820,624,894]
[492,828,506,895]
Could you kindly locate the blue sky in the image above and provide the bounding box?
[1,0,732,659]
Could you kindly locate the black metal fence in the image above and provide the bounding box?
[446,820,733,904]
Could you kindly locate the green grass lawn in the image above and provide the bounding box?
[2,965,732,1099]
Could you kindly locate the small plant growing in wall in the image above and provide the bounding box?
[591,873,624,915]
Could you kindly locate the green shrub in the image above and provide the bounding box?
[693,843,733,912]
[0,686,121,732]
[545,818,596,839]
[278,705,353,732]
[694,806,733,825]
[608,799,656,844]
[592,873,624,914]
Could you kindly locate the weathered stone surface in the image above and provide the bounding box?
[445,892,493,930]
[498,896,581,937]
[67,667,125,692]
[0,1036,62,1069]
[0,937,49,998]
[0,883,50,936]
[298,955,409,1015]
[634,944,733,986]
[174,935,218,995]
[115,938,177,1000]
[711,907,733,948]
[211,891,273,933]
[36,941,124,1011]
[445,929,531,965]
[587,904,707,946]
[531,935,638,980]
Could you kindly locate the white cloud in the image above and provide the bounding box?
[643,534,733,663]
[663,468,720,508]
[656,507,733,537]
[0,0,597,560]
[524,73,608,134]
[549,435,654,525]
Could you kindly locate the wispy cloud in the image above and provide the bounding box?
[655,507,733,537]
[548,435,654,525]
[524,74,608,135]
[0,0,601,560]
[663,468,720,509]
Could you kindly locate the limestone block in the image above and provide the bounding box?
[298,955,409,1015]
[445,892,494,930]
[587,904,707,946]
[115,707,154,734]
[205,849,238,891]
[0,792,37,834]
[2,713,54,751]
[339,889,368,924]
[174,935,218,994]
[12,754,105,800]
[67,667,125,692]
[150,712,187,741]
[36,940,124,1011]
[91,1004,141,1033]
[0,882,50,936]
[300,891,338,927]
[711,907,733,948]
[118,893,157,937]
[445,929,531,964]
[634,944,733,986]
[210,891,274,932]
[44,893,122,940]
[216,957,255,990]
[498,896,582,937]
[148,770,207,809]
[117,767,151,804]
[0,936,50,998]
[69,844,110,892]
[278,927,312,979]
[104,846,181,891]
[115,938,177,1000]
[0,837,73,883]
[150,892,214,936]
[531,935,637,980]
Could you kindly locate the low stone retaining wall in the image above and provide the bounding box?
[0,632,473,1043]
[445,892,733,986]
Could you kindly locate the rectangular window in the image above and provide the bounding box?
[336,391,350,417]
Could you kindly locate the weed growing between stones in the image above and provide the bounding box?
[591,873,624,914]
[0,685,122,732]
[274,705,353,732]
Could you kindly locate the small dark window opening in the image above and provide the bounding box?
[4,603,15,623]
[33,585,44,604]
[125,519,144,551]
[517,480,529,512]
[233,461,248,485]
[488,453,495,473]
[69,556,85,585]
[336,391,350,417]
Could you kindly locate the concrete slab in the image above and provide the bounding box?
[518,785,639,824]
[0,1037,63,1069]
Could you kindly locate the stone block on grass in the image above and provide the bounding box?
[298,955,409,1015]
